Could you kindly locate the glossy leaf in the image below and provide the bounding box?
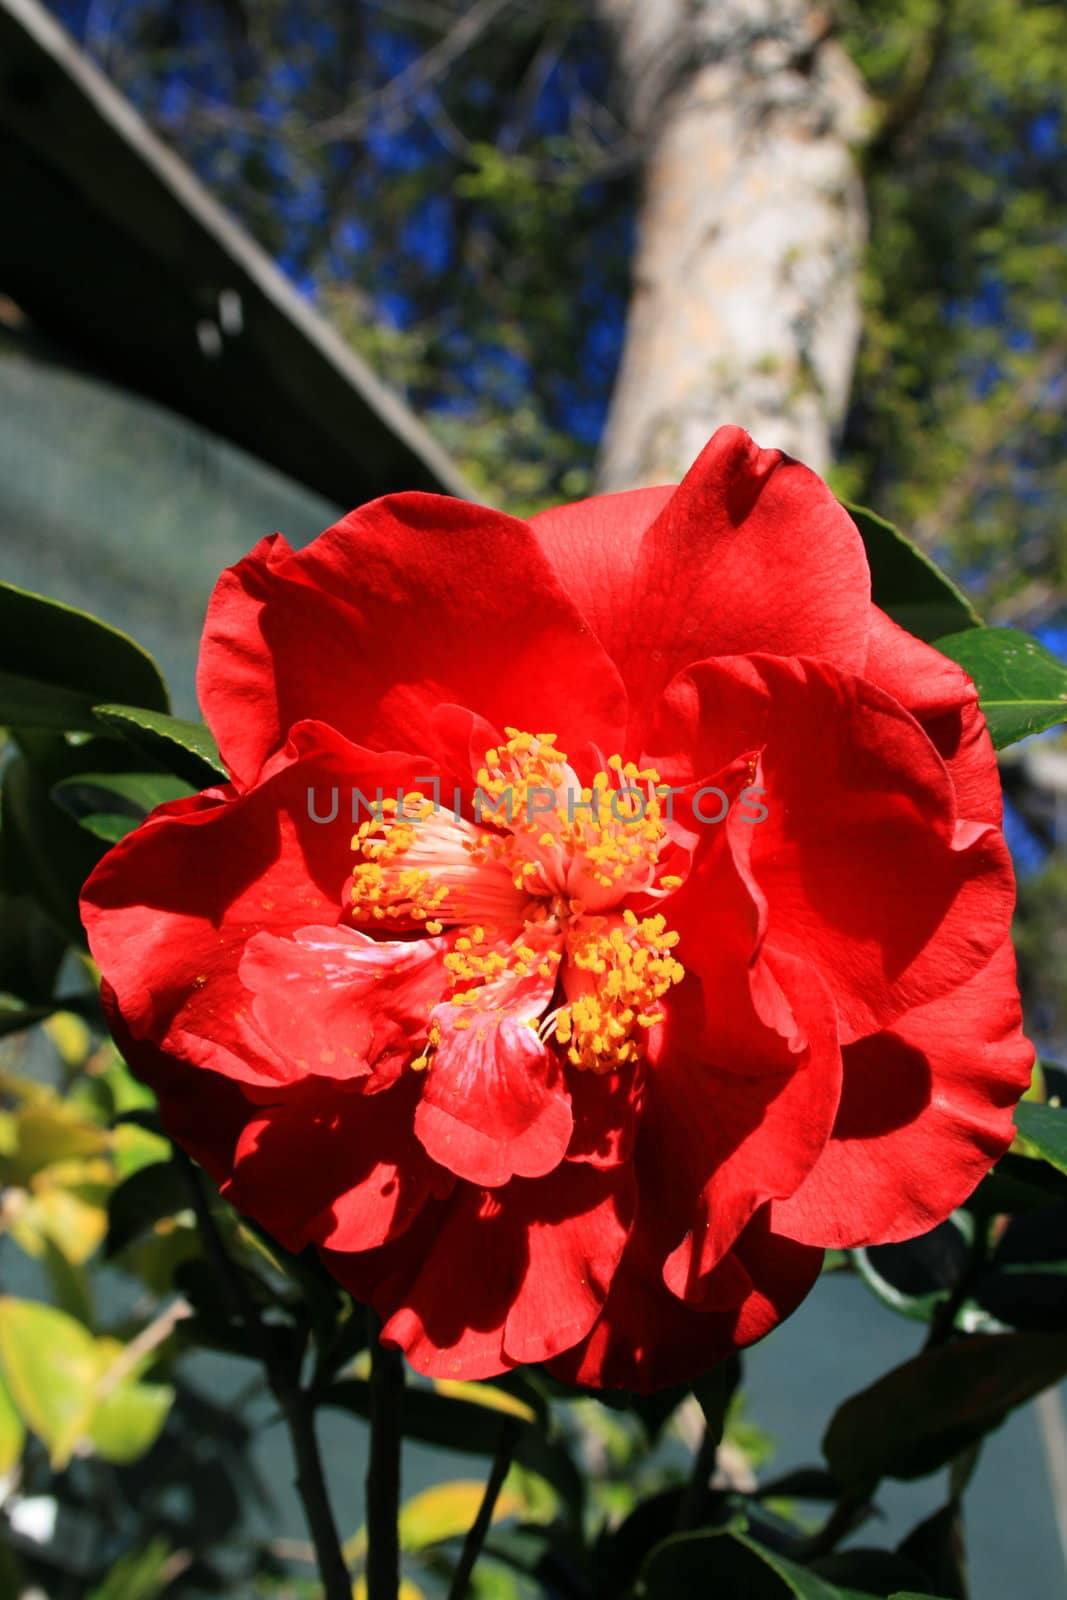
[90,1378,174,1464]
[843,503,980,642]
[823,1332,1067,1489]
[0,580,168,731]
[0,1366,24,1476]
[53,771,193,843]
[92,705,227,788]
[641,1526,873,1598]
[1,755,105,942]
[1013,1100,1067,1177]
[0,1296,98,1468]
[933,627,1067,746]
[87,1537,173,1600]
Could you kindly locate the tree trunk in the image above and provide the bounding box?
[594,0,871,490]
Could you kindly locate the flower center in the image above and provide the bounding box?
[347,729,685,1073]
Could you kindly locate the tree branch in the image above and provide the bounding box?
[366,1308,405,1600]
[177,1152,351,1600]
[446,1418,522,1600]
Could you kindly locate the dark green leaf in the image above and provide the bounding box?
[53,772,193,842]
[1,755,105,941]
[0,884,67,1004]
[898,1502,966,1600]
[0,580,168,730]
[933,628,1067,747]
[106,1160,192,1259]
[810,1549,941,1597]
[823,1332,1067,1489]
[87,1536,173,1600]
[843,504,980,642]
[92,705,227,788]
[1013,1100,1067,1177]
[969,1151,1067,1214]
[641,1526,874,1598]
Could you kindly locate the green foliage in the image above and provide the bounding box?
[844,502,981,641]
[934,626,1067,744]
[836,0,1067,619]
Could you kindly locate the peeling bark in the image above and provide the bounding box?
[595,0,871,488]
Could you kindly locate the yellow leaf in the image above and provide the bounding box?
[0,1367,24,1476]
[347,1480,522,1564]
[433,1378,537,1425]
[42,1011,92,1069]
[0,1297,97,1469]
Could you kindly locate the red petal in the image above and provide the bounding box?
[240,926,448,1084]
[565,1059,646,1169]
[198,500,628,789]
[771,937,1034,1246]
[533,426,870,750]
[81,724,427,1088]
[102,986,248,1183]
[225,1075,444,1255]
[414,997,573,1186]
[649,653,1016,1041]
[547,1207,822,1393]
[864,607,1001,825]
[645,955,841,1300]
[325,1163,634,1379]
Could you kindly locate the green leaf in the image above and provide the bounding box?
[53,772,193,842]
[1,755,105,942]
[92,705,227,787]
[0,884,67,1007]
[0,1296,98,1468]
[1013,1100,1067,1177]
[0,1366,25,1476]
[933,627,1067,746]
[106,1160,192,1258]
[0,580,168,730]
[843,503,981,642]
[823,1332,1067,1490]
[641,1527,873,1598]
[89,1379,174,1464]
[87,1537,174,1600]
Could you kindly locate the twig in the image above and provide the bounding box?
[446,1418,522,1600]
[674,1415,722,1533]
[177,1152,351,1600]
[314,0,516,143]
[94,1296,192,1401]
[366,1307,405,1600]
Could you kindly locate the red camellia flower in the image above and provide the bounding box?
[81,427,1033,1390]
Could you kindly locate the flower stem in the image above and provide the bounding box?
[446,1418,522,1600]
[366,1307,404,1600]
[177,1152,351,1600]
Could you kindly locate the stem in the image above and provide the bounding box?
[177,1152,351,1600]
[366,1308,404,1600]
[674,1418,721,1533]
[447,1418,522,1600]
[925,1212,991,1350]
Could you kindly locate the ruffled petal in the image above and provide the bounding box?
[414,966,573,1186]
[864,607,1001,825]
[547,1207,822,1393]
[225,1075,446,1255]
[647,653,1016,1041]
[533,427,870,750]
[771,937,1034,1246]
[239,925,449,1084]
[81,723,428,1088]
[198,499,628,788]
[644,956,841,1299]
[325,1162,634,1379]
